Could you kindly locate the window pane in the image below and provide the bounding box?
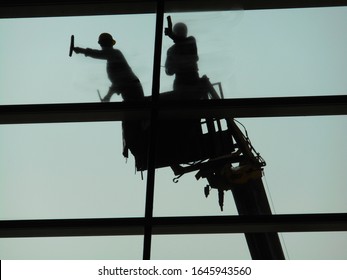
[152,115,347,216]
[0,122,148,219]
[240,115,347,214]
[160,7,347,99]
[152,234,251,259]
[0,236,143,259]
[282,232,347,259]
[0,13,155,105]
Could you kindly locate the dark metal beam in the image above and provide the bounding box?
[143,0,165,260]
[158,95,347,119]
[1,213,347,238]
[165,0,347,13]
[1,0,347,18]
[1,95,347,125]
[0,101,151,125]
[0,0,157,18]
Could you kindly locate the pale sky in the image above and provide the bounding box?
[0,7,347,259]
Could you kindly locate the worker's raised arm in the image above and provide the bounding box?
[164,16,182,43]
[74,47,110,60]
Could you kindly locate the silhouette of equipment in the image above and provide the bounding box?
[166,16,173,35]
[68,25,284,259]
[123,75,285,260]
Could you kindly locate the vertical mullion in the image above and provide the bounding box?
[143,0,164,260]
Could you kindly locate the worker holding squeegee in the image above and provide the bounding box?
[70,33,144,102]
[164,16,201,99]
[69,17,198,101]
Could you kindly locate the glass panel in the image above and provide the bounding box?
[0,121,148,219]
[0,236,143,259]
[160,7,347,99]
[153,115,347,216]
[0,13,155,105]
[281,232,347,259]
[151,234,251,259]
[240,115,347,214]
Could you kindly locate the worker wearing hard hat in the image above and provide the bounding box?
[165,22,200,99]
[74,33,144,102]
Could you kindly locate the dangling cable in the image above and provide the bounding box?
[234,119,266,166]
[234,119,249,138]
[263,171,290,259]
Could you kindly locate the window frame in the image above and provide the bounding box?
[1,0,347,260]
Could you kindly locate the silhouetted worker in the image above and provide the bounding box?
[165,21,201,99]
[74,33,144,102]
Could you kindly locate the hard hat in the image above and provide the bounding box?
[173,23,188,38]
[98,33,116,47]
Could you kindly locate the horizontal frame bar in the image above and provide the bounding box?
[1,0,347,18]
[0,101,151,124]
[1,95,347,124]
[158,95,347,119]
[1,213,347,238]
